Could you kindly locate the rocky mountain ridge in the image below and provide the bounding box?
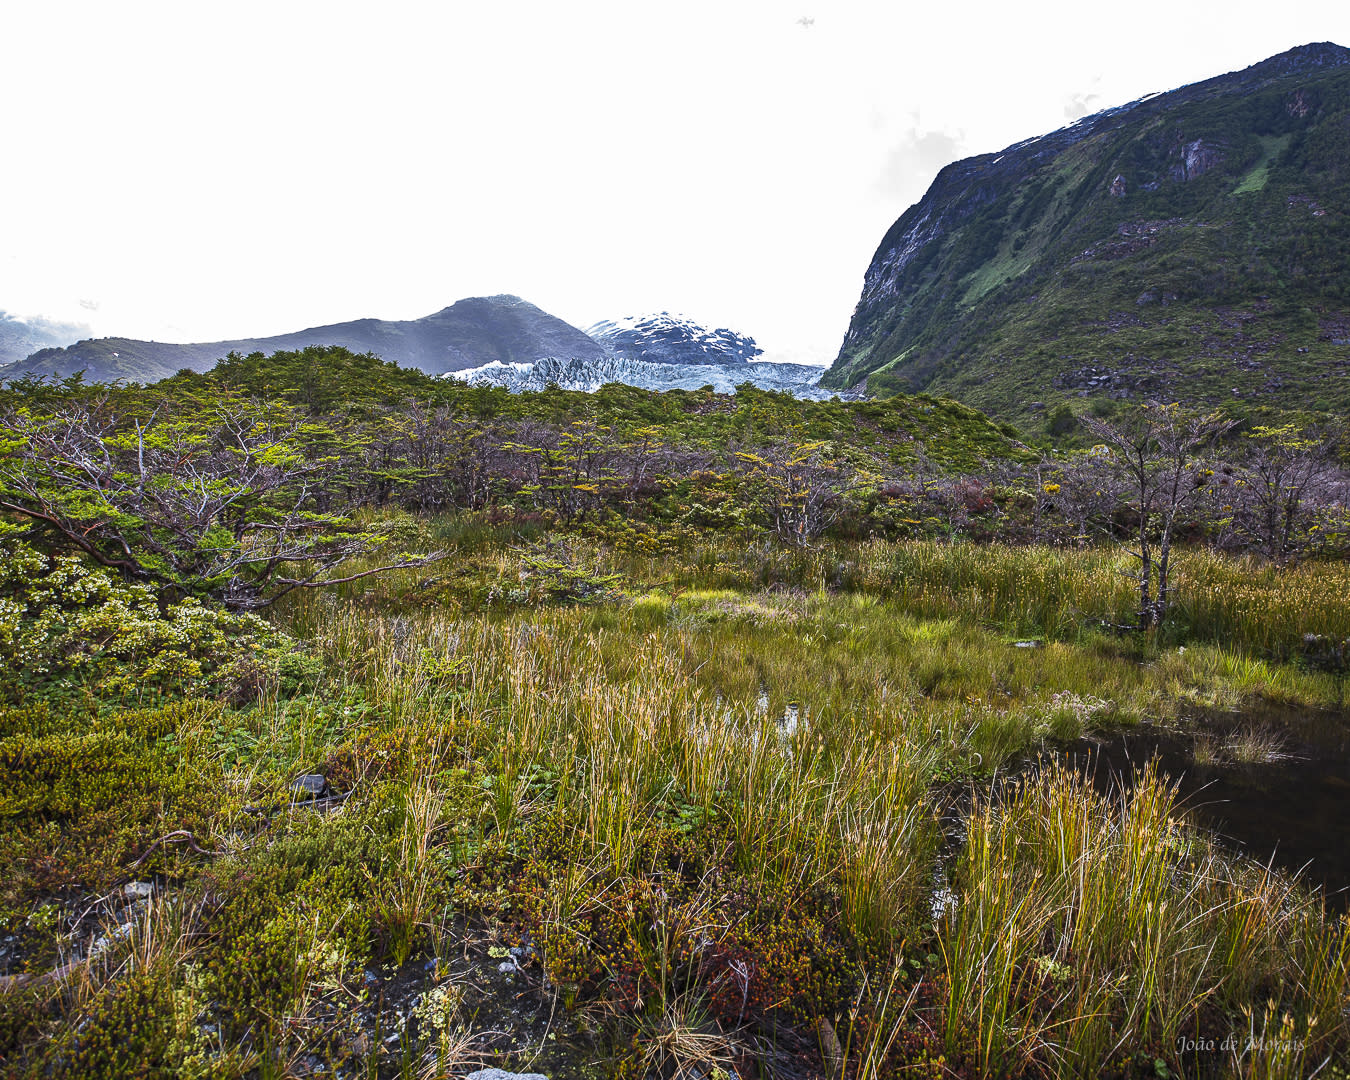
[1,299,780,398]
[586,312,763,366]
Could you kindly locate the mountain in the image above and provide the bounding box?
[457,312,828,398]
[450,355,833,398]
[0,295,607,385]
[587,313,763,366]
[0,312,88,369]
[822,42,1350,431]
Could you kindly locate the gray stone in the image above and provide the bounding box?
[88,921,135,958]
[123,881,154,899]
[291,774,329,799]
[465,1071,550,1080]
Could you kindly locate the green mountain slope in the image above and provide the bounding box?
[822,42,1350,431]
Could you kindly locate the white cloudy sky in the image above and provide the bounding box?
[4,0,1349,364]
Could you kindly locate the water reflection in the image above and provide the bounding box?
[1056,710,1350,906]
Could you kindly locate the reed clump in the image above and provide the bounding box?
[941,761,1349,1079]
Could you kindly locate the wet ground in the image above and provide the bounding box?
[1058,708,1350,906]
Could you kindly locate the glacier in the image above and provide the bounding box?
[445,355,842,399]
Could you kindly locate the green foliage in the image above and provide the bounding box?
[0,535,302,704]
[1,338,1347,1078]
[514,548,625,604]
[0,700,225,922]
[49,971,182,1080]
[1047,402,1077,436]
[197,814,383,1031]
[0,386,437,606]
[206,346,446,414]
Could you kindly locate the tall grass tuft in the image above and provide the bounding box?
[941,761,1349,1078]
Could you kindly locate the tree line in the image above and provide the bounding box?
[1,347,1346,628]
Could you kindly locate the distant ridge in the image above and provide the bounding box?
[0,295,607,385]
[0,311,88,369]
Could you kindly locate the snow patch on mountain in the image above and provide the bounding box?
[447,355,838,399]
[587,313,762,366]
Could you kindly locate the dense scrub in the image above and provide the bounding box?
[2,350,1346,609]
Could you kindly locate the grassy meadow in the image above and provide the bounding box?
[2,519,1347,1079]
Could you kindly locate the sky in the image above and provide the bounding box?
[5,1,1350,366]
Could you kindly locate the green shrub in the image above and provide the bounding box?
[0,535,314,705]
[196,814,384,1033]
[0,701,225,922]
[51,971,182,1080]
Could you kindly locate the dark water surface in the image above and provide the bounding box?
[1058,710,1350,906]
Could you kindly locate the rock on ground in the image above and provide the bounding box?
[464,1071,550,1080]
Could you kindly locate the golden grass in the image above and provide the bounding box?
[246,524,1350,1075]
[941,762,1348,1078]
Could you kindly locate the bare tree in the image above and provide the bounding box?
[1080,403,1235,629]
[0,390,440,607]
[735,441,852,545]
[1228,423,1346,565]
[1047,448,1128,549]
